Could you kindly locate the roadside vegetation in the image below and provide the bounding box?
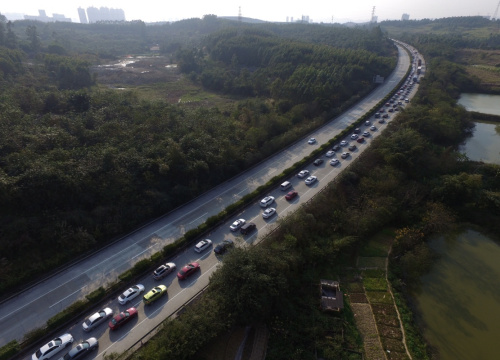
[0,15,396,296]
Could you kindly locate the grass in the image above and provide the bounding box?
[366,291,393,305]
[358,257,386,268]
[197,326,248,360]
[363,277,387,292]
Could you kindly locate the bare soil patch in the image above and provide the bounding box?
[382,338,407,353]
[349,293,369,303]
[376,315,400,327]
[371,304,397,317]
[377,324,403,340]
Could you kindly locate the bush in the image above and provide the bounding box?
[131,259,152,275]
[118,270,133,282]
[46,299,88,330]
[86,287,106,303]
[0,341,20,360]
[22,327,46,345]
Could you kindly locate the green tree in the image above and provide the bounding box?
[5,21,17,49]
[26,25,41,53]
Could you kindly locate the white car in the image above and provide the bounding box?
[350,134,359,140]
[229,219,246,232]
[118,284,145,305]
[308,138,316,144]
[260,196,275,207]
[82,308,113,332]
[325,150,335,157]
[362,131,370,137]
[297,170,310,178]
[305,176,317,185]
[262,207,276,219]
[340,140,348,146]
[153,262,176,280]
[194,239,213,253]
[330,158,339,166]
[370,125,377,131]
[364,120,371,126]
[32,334,74,360]
[341,152,350,159]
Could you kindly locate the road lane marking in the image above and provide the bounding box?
[188,212,208,225]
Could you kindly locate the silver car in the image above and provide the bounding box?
[153,262,176,280]
[32,334,74,360]
[82,308,113,332]
[57,338,98,360]
[229,219,246,232]
[194,239,212,253]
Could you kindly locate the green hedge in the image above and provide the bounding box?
[46,299,88,331]
[0,341,19,360]
[85,287,106,303]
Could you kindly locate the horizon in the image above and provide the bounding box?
[1,1,498,24]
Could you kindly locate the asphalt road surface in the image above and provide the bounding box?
[1,42,420,360]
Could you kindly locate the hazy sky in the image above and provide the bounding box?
[1,1,498,23]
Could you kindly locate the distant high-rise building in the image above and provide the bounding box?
[78,7,88,24]
[86,6,100,23]
[301,15,310,23]
[401,13,410,21]
[84,6,125,23]
[24,9,71,22]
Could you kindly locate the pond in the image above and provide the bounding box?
[459,122,500,165]
[457,93,500,165]
[412,229,500,360]
[458,93,500,116]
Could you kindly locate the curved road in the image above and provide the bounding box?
[1,43,419,359]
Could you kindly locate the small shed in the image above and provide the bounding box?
[320,279,344,312]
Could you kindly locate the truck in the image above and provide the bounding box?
[417,58,422,66]
[417,66,422,75]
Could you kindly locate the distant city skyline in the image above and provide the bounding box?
[1,1,498,23]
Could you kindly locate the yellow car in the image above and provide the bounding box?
[143,285,167,305]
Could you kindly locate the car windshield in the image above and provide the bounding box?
[36,350,43,358]
[131,285,139,291]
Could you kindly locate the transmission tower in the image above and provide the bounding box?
[371,6,377,23]
[493,0,500,20]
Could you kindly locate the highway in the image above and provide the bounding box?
[1,43,418,359]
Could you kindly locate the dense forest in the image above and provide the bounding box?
[0,15,395,294]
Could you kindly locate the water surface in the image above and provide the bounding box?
[413,229,500,360]
[459,122,500,165]
[458,93,500,116]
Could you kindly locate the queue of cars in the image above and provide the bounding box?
[31,51,418,360]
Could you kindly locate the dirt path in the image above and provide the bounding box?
[350,302,387,360]
[385,250,412,360]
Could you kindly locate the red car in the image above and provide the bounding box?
[108,307,137,330]
[177,262,200,280]
[357,137,365,143]
[285,190,298,201]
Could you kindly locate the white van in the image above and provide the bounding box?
[280,181,292,191]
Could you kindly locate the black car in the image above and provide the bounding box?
[313,159,324,166]
[214,240,234,255]
[332,144,341,152]
[353,128,361,134]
